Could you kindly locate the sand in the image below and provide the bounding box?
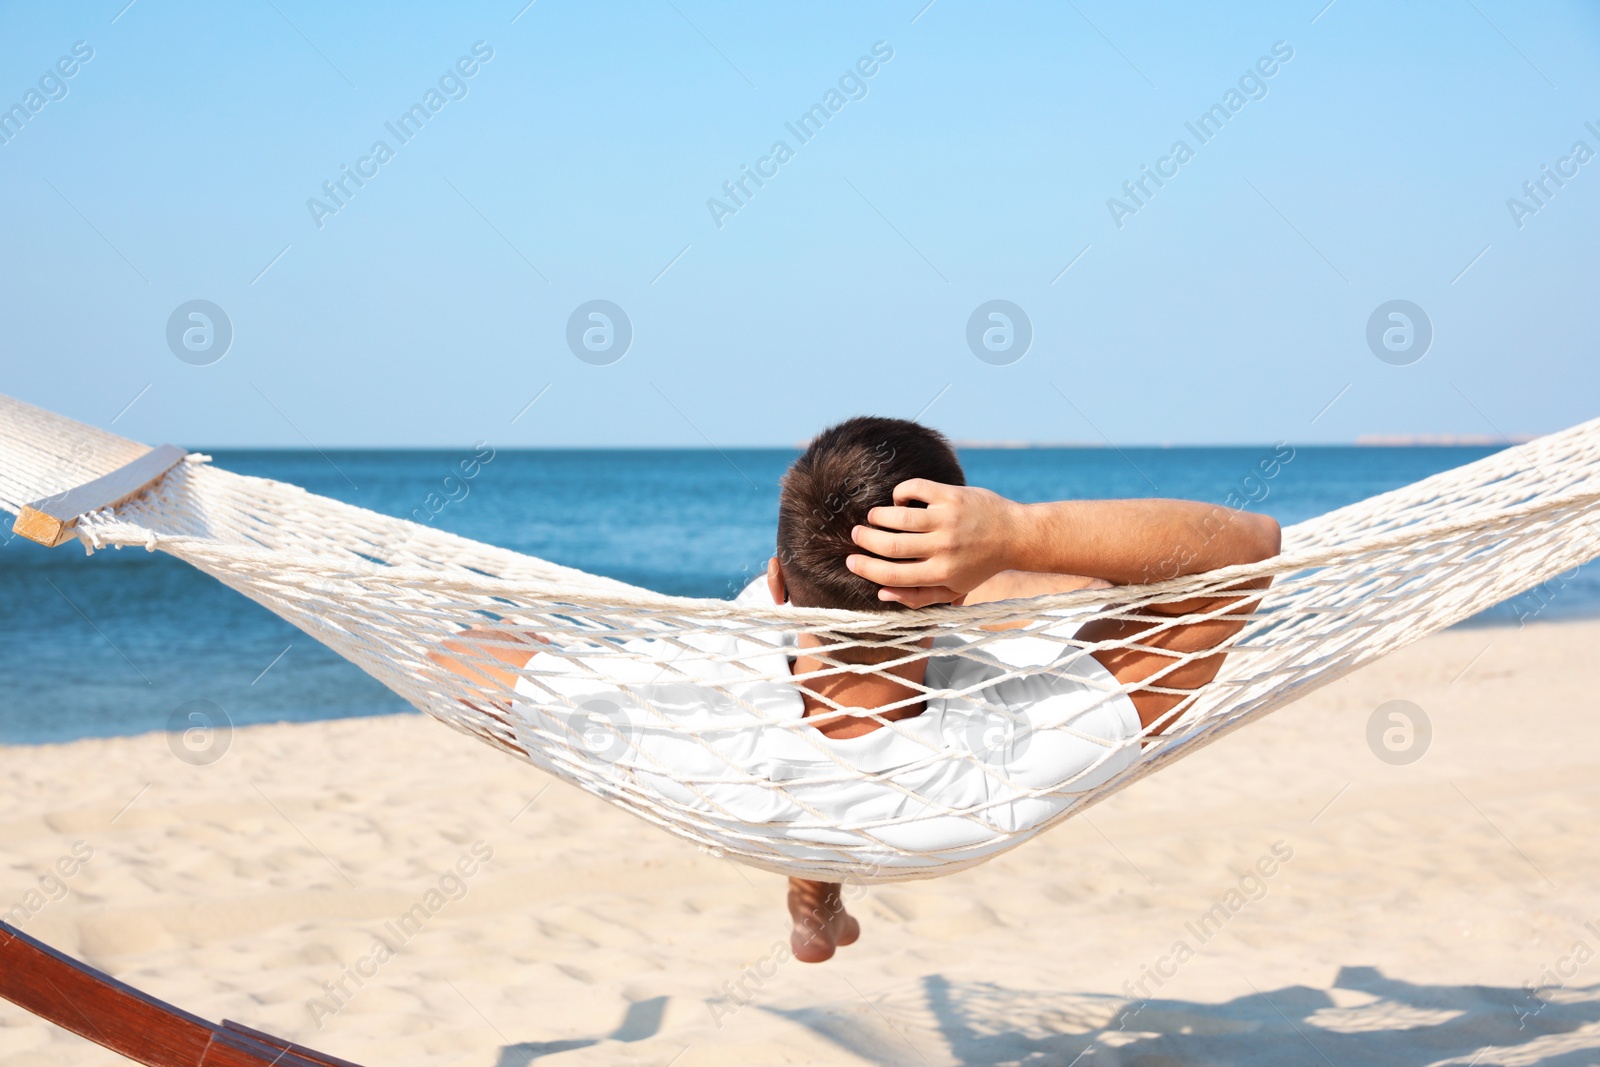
[3,617,1600,1067]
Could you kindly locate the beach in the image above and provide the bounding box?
[3,616,1599,1066]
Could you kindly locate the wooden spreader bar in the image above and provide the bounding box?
[12,444,187,547]
[0,920,365,1066]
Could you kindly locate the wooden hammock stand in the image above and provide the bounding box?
[0,920,365,1067]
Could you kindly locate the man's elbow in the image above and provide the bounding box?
[1247,513,1282,563]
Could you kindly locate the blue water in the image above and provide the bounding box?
[2,445,1593,745]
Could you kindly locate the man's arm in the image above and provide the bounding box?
[844,480,1281,731]
[428,626,546,694]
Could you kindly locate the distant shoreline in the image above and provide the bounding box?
[948,436,1533,449]
[1352,433,1537,447]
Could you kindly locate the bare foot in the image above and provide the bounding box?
[787,877,861,963]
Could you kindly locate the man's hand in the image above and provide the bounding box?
[845,480,1024,608]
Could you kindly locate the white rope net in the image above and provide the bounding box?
[3,394,1598,884]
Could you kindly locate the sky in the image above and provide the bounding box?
[0,0,1596,447]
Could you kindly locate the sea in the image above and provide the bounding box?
[2,445,1593,745]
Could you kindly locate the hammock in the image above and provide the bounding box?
[4,393,1599,887]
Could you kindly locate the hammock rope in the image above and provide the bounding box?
[4,394,1598,884]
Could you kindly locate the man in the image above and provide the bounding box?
[435,417,1280,963]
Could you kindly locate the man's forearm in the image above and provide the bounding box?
[1004,499,1280,585]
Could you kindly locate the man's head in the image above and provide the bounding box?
[771,416,965,611]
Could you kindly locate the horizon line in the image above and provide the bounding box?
[181,435,1534,451]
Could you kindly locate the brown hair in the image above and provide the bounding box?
[776,416,965,611]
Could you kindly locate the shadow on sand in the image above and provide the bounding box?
[493,995,667,1065]
[764,966,1600,1066]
